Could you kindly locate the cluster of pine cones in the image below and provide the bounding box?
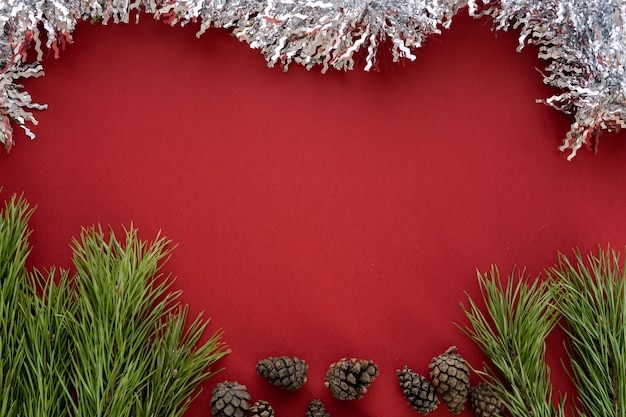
[398,346,503,417]
[210,350,503,417]
[210,380,328,417]
[210,356,377,417]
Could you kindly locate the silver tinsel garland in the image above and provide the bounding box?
[469,0,626,159]
[1,1,625,158]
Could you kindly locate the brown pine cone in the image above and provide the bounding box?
[324,358,379,400]
[470,383,504,417]
[250,400,275,417]
[428,346,470,414]
[210,381,251,417]
[256,356,308,390]
[306,399,330,417]
[397,365,440,414]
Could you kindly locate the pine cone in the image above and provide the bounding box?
[470,383,503,417]
[256,356,308,390]
[324,358,379,400]
[210,381,251,417]
[428,346,470,414]
[250,400,275,417]
[306,399,330,417]
[397,365,440,414]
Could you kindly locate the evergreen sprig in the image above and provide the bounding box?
[0,192,229,417]
[21,267,75,417]
[549,247,626,417]
[460,266,565,417]
[69,225,230,417]
[0,192,33,417]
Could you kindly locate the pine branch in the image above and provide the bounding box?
[0,193,229,416]
[549,247,626,417]
[20,267,75,417]
[68,225,229,417]
[141,307,229,417]
[0,192,34,417]
[460,266,565,417]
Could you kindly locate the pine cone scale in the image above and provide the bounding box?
[256,356,308,391]
[470,383,503,417]
[325,358,379,400]
[211,381,251,417]
[397,365,440,414]
[429,347,470,414]
[306,399,330,417]
[250,400,275,417]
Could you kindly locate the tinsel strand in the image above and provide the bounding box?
[2,0,626,158]
[0,0,462,151]
[469,0,626,159]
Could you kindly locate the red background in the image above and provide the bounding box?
[2,10,626,417]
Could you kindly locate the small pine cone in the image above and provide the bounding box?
[324,358,379,400]
[470,383,503,417]
[250,400,275,417]
[210,381,251,417]
[397,365,440,414]
[428,346,470,414]
[306,399,330,417]
[256,356,308,390]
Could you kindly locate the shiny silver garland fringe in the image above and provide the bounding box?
[0,0,464,150]
[1,1,625,158]
[469,0,626,159]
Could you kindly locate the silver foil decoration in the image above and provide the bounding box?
[1,0,463,151]
[0,62,47,151]
[2,1,626,158]
[469,0,626,159]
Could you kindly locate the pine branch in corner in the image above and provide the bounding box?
[550,247,626,417]
[68,225,230,417]
[459,266,565,417]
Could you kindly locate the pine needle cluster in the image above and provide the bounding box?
[0,192,230,417]
[549,248,626,417]
[0,192,36,417]
[460,267,565,417]
[462,249,626,417]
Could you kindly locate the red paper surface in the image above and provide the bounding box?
[2,11,626,417]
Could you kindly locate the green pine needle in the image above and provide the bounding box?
[68,225,230,417]
[21,267,75,417]
[0,192,34,417]
[549,247,626,417]
[0,192,229,417]
[460,266,565,417]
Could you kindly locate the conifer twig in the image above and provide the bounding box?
[21,268,75,417]
[460,266,565,417]
[0,192,33,417]
[0,192,229,417]
[549,247,626,417]
[68,225,230,417]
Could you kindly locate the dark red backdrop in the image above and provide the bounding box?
[2,10,626,417]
